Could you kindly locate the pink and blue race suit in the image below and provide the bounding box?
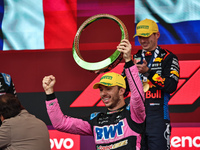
[46,61,145,150]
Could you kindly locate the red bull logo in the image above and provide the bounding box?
[152,74,165,84]
[145,51,152,56]
[146,90,161,99]
[147,80,156,88]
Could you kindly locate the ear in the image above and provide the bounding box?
[156,32,160,39]
[119,88,126,96]
[0,115,4,122]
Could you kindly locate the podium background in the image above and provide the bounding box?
[0,0,200,149]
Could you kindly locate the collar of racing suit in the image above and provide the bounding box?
[106,103,128,114]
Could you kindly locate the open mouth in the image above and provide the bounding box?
[142,43,148,47]
[102,97,110,103]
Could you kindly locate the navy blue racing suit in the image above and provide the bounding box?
[123,46,179,150]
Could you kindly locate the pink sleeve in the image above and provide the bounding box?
[46,99,93,135]
[125,65,146,123]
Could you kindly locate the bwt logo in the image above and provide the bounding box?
[50,138,74,149]
[171,136,200,148]
[70,61,200,108]
[95,120,124,141]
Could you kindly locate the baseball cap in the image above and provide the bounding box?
[93,72,126,89]
[133,18,159,37]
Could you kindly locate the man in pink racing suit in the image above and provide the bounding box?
[42,39,145,150]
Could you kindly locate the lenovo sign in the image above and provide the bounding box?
[49,130,80,150]
[171,127,200,149]
[50,138,74,149]
[171,136,200,148]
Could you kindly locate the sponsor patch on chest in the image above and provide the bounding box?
[95,120,125,141]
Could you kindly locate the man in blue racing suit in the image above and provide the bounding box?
[120,19,180,150]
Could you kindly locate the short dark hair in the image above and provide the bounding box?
[0,94,23,119]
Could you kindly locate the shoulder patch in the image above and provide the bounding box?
[90,112,100,120]
[1,73,11,86]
